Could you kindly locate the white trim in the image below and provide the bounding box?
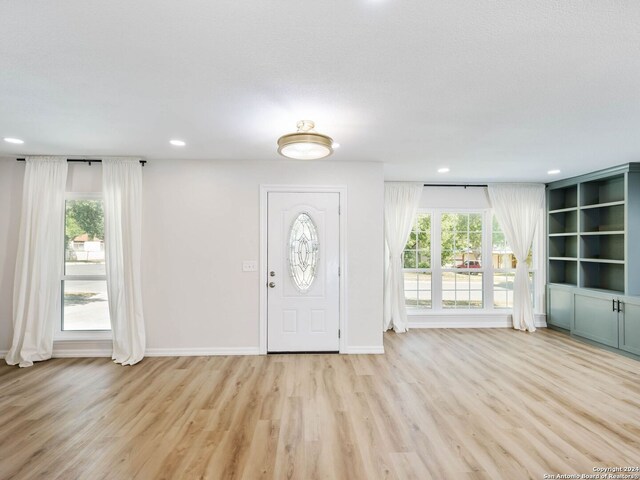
[409,313,547,329]
[259,184,348,354]
[0,350,8,359]
[52,339,112,357]
[344,346,385,354]
[146,347,261,357]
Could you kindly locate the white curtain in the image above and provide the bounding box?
[6,157,68,367]
[102,158,146,365]
[487,184,545,332]
[384,182,423,333]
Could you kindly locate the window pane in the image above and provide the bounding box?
[417,250,430,269]
[65,200,105,276]
[417,231,430,250]
[63,280,110,331]
[469,290,483,309]
[403,250,416,269]
[442,212,483,269]
[442,271,484,309]
[406,231,417,250]
[404,271,418,307]
[417,214,431,232]
[493,272,514,308]
[417,272,432,308]
[404,272,418,291]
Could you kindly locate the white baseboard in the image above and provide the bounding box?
[343,346,385,354]
[53,339,113,358]
[409,313,547,329]
[0,350,7,359]
[145,347,261,357]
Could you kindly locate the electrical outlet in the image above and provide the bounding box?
[242,261,258,272]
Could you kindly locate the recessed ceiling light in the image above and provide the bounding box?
[170,139,186,146]
[547,169,561,175]
[277,120,333,160]
[4,137,24,144]
[437,167,450,173]
[332,142,340,149]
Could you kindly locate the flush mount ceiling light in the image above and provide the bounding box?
[547,169,561,175]
[437,167,450,173]
[4,137,24,144]
[277,120,334,160]
[170,139,186,146]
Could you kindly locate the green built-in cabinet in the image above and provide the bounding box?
[546,163,640,357]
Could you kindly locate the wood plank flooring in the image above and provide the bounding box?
[1,329,639,479]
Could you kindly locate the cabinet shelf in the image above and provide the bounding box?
[549,210,577,235]
[549,259,577,286]
[580,258,625,265]
[580,175,625,206]
[580,262,624,293]
[579,231,624,236]
[580,200,625,210]
[549,185,577,211]
[580,204,624,233]
[548,207,578,214]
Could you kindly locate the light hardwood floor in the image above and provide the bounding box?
[1,329,639,479]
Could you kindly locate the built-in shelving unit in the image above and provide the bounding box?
[546,163,640,358]
[547,167,640,295]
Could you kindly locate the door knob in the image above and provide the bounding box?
[270,271,276,277]
[268,282,276,288]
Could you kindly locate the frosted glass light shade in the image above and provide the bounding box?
[277,121,334,160]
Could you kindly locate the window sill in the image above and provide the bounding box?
[407,308,526,316]
[406,310,547,329]
[54,330,112,342]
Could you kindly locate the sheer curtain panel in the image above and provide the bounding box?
[6,157,68,367]
[103,158,146,365]
[487,184,545,332]
[384,183,423,332]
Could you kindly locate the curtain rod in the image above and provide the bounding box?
[16,158,146,166]
[423,184,487,188]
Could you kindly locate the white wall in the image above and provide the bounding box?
[0,158,384,354]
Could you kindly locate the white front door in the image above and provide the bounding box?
[267,192,340,352]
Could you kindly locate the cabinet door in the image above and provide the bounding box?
[574,293,619,347]
[548,287,573,329]
[620,300,640,356]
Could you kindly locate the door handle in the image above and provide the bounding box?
[617,300,622,313]
[613,299,616,312]
[268,282,276,288]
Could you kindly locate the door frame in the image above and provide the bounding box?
[260,185,348,354]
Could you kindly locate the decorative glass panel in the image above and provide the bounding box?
[289,213,319,292]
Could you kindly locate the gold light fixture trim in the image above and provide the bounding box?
[277,120,334,160]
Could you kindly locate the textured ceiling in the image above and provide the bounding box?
[1,1,639,181]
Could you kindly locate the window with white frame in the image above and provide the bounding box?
[441,212,484,309]
[403,214,432,308]
[62,196,111,331]
[403,209,538,311]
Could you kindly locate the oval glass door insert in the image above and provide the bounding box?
[289,212,319,292]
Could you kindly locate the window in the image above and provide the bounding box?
[63,198,110,331]
[492,216,534,309]
[402,209,538,312]
[403,214,432,308]
[441,213,483,308]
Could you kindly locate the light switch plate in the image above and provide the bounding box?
[242,260,258,272]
